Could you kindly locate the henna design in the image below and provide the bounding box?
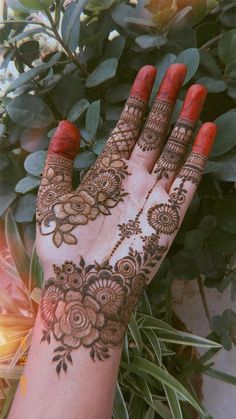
[118,219,142,239]
[36,96,147,248]
[154,119,194,180]
[40,244,166,375]
[36,149,129,247]
[137,100,172,151]
[106,96,146,158]
[178,152,207,184]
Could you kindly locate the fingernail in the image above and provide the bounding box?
[157,63,187,102]
[130,65,157,102]
[192,122,217,156]
[49,120,80,160]
[180,84,207,122]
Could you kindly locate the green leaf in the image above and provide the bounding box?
[128,314,142,355]
[74,151,97,170]
[18,41,40,65]
[92,139,106,155]
[144,407,154,419]
[86,58,118,88]
[6,94,54,128]
[156,329,221,348]
[218,29,236,65]
[61,1,81,52]
[19,0,54,10]
[113,382,129,419]
[214,196,236,234]
[13,194,36,222]
[103,36,125,60]
[0,154,9,171]
[209,229,236,254]
[0,182,17,216]
[196,77,226,93]
[204,368,236,385]
[175,48,200,85]
[211,110,236,157]
[196,248,226,280]
[15,175,40,194]
[132,357,206,417]
[184,229,205,251]
[86,100,101,138]
[135,34,167,49]
[7,52,61,92]
[24,150,46,177]
[52,73,85,117]
[163,385,183,419]
[5,208,31,287]
[142,328,162,365]
[67,99,89,122]
[105,83,131,104]
[86,0,116,11]
[29,244,43,290]
[20,128,49,153]
[210,154,236,182]
[7,0,30,12]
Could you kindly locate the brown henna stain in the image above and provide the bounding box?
[49,120,80,160]
[130,65,157,102]
[192,122,217,156]
[180,85,207,122]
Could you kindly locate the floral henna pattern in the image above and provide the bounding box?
[154,118,194,180]
[40,244,166,375]
[137,99,172,152]
[36,149,129,247]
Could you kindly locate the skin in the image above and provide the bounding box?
[8,64,217,419]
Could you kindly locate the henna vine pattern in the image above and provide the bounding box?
[137,100,172,151]
[40,243,166,375]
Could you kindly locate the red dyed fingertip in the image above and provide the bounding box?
[157,63,187,102]
[130,65,157,102]
[49,120,80,160]
[192,122,217,156]
[180,84,207,122]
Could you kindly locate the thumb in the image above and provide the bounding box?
[37,120,80,223]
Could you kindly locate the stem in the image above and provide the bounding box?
[45,11,88,76]
[200,34,222,51]
[197,275,212,330]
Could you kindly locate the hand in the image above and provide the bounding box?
[36,64,216,375]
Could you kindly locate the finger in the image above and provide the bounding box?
[36,120,80,222]
[154,84,207,190]
[104,65,157,159]
[129,63,187,171]
[168,122,217,220]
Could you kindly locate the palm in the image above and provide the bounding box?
[35,64,216,371]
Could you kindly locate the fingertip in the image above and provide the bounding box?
[157,63,187,102]
[180,84,208,122]
[192,122,217,156]
[130,65,157,102]
[49,120,80,160]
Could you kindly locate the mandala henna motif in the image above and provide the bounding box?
[137,99,172,151]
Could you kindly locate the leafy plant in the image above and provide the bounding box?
[0,0,236,417]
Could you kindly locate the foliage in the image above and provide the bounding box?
[0,0,236,417]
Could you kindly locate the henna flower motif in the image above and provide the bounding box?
[115,258,136,284]
[37,184,67,217]
[41,284,64,327]
[53,292,105,349]
[85,270,128,316]
[118,220,142,239]
[93,169,121,197]
[148,203,180,235]
[53,191,98,224]
[100,320,127,346]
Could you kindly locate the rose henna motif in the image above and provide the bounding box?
[40,242,167,375]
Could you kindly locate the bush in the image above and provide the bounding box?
[1,0,236,417]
